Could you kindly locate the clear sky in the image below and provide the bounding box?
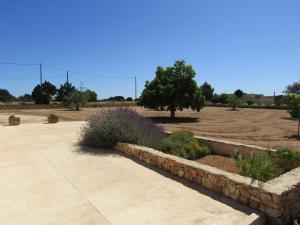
[0,0,299,98]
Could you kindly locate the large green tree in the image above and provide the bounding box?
[139,60,205,118]
[56,82,76,102]
[31,81,57,104]
[84,89,97,102]
[201,82,214,101]
[0,89,14,102]
[64,89,88,111]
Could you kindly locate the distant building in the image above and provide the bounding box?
[241,93,276,105]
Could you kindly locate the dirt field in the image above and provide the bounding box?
[1,106,299,150]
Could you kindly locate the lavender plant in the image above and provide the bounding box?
[79,107,165,149]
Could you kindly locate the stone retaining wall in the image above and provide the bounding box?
[115,143,300,225]
[193,135,276,159]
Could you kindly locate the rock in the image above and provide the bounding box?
[261,192,272,205]
[177,170,184,177]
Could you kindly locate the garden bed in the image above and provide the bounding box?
[196,155,238,173]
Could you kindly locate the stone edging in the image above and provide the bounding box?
[115,143,300,225]
[193,135,276,159]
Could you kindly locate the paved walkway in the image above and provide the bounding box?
[0,121,260,225]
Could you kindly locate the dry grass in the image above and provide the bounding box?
[1,106,299,150]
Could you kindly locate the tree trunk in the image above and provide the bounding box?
[75,103,79,111]
[170,109,175,119]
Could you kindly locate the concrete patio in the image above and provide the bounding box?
[0,121,263,225]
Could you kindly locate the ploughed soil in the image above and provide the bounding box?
[196,155,239,174]
[1,106,300,151]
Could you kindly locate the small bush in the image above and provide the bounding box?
[247,100,254,106]
[238,152,280,182]
[79,107,165,149]
[228,96,241,110]
[159,130,210,160]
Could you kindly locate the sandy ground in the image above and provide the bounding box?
[1,106,299,150]
[0,114,46,125]
[0,121,261,225]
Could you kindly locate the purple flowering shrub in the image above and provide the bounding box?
[79,107,165,149]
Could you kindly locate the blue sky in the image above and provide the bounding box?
[0,0,299,98]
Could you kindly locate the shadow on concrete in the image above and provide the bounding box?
[148,116,199,124]
[73,144,261,217]
[74,145,122,158]
[118,152,260,217]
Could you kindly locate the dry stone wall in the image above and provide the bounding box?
[115,143,300,225]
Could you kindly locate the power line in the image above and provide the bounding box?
[0,60,39,66]
[0,60,134,80]
[70,71,134,80]
[44,64,133,80]
[0,77,38,81]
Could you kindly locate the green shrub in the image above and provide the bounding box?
[238,152,280,182]
[159,130,210,160]
[228,95,241,110]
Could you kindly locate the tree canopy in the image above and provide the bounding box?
[283,94,300,137]
[234,89,244,98]
[0,89,15,102]
[31,81,57,104]
[139,60,205,118]
[107,96,125,101]
[284,81,300,94]
[56,82,76,102]
[85,89,97,102]
[63,89,88,111]
[201,82,214,101]
[228,95,241,111]
[18,93,33,101]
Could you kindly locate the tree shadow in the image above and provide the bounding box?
[284,134,300,140]
[56,108,82,112]
[282,116,298,121]
[148,116,199,124]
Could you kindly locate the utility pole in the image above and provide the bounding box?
[66,71,69,84]
[134,76,137,99]
[39,63,43,85]
[40,63,43,104]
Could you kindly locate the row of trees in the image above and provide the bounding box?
[0,82,97,110]
[31,81,97,104]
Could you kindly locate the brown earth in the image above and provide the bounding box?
[1,106,299,150]
[196,155,239,174]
